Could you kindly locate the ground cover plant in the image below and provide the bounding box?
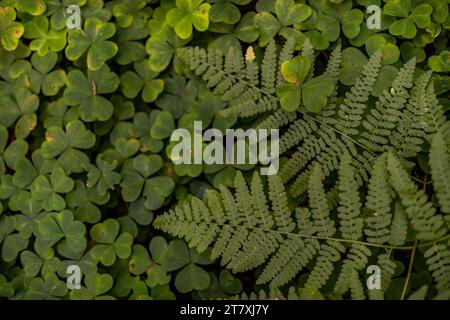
[0,0,449,300]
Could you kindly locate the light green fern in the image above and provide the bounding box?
[154,148,450,298]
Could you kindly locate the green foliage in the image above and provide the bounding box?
[0,0,448,302]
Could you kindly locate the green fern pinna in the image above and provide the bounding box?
[155,39,450,300]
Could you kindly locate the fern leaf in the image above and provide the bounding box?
[338,153,363,241]
[336,50,382,136]
[359,58,416,153]
[389,202,408,246]
[334,243,372,296]
[308,164,336,238]
[429,132,450,214]
[368,252,396,300]
[424,239,450,291]
[387,152,446,240]
[364,154,392,244]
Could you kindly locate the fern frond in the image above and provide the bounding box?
[424,239,450,291]
[387,152,446,240]
[368,252,396,300]
[389,202,408,246]
[268,174,295,233]
[261,40,277,94]
[334,243,372,296]
[349,268,365,300]
[364,154,392,244]
[389,72,445,160]
[337,153,363,241]
[336,50,382,136]
[302,241,345,290]
[255,109,297,131]
[308,164,336,238]
[359,58,416,153]
[429,132,450,214]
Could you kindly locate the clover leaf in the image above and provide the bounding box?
[209,0,242,25]
[120,60,164,103]
[151,111,175,140]
[46,0,87,30]
[339,47,368,86]
[146,3,191,72]
[112,0,151,28]
[25,274,67,300]
[65,18,118,70]
[14,52,67,97]
[428,50,450,72]
[0,275,14,298]
[384,1,433,39]
[23,15,67,56]
[21,250,62,278]
[120,154,163,202]
[156,75,197,118]
[31,167,74,211]
[0,87,39,139]
[2,232,28,262]
[90,219,133,266]
[365,34,400,65]
[174,248,214,293]
[143,175,175,210]
[15,0,46,16]
[63,65,119,122]
[35,210,86,255]
[41,120,96,173]
[85,157,122,197]
[66,180,109,223]
[277,55,334,112]
[116,20,149,65]
[254,0,312,47]
[70,273,115,300]
[144,236,189,287]
[0,6,24,51]
[167,0,211,40]
[175,263,210,293]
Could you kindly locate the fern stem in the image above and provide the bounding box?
[192,221,450,251]
[401,240,418,300]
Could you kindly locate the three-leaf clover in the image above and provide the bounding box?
[90,219,133,266]
[0,6,24,51]
[167,0,211,40]
[277,55,334,112]
[66,180,109,224]
[14,0,46,16]
[23,15,67,56]
[146,3,191,72]
[120,154,163,202]
[25,52,67,97]
[25,274,67,300]
[35,210,87,256]
[41,120,96,173]
[385,0,433,39]
[70,273,115,300]
[31,167,75,211]
[428,50,450,72]
[0,88,39,139]
[65,18,118,70]
[85,157,122,197]
[112,0,152,28]
[120,60,164,103]
[254,0,312,47]
[63,65,120,122]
